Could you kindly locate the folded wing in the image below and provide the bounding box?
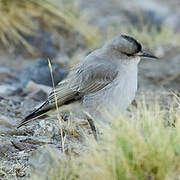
[17,58,118,128]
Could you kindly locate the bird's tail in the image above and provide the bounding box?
[17,104,50,128]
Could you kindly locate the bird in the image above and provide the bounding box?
[17,34,157,138]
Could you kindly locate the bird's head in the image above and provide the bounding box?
[104,34,157,60]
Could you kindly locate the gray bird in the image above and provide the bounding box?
[17,34,157,137]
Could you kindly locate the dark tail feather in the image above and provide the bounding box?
[17,108,49,128]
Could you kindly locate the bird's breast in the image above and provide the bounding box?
[83,64,138,114]
[109,69,138,112]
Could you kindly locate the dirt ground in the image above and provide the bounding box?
[0,0,179,179]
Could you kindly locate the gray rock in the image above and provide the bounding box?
[139,49,180,91]
[29,145,62,171]
[0,115,18,135]
[79,0,170,30]
[19,58,68,87]
[20,30,59,58]
[124,10,164,30]
[0,84,16,95]
[25,81,52,94]
[0,66,17,83]
[0,136,17,157]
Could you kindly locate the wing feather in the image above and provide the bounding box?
[18,54,118,128]
[44,60,118,109]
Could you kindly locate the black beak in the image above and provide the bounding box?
[138,50,158,59]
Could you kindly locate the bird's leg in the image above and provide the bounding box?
[60,112,70,121]
[87,118,97,140]
[84,112,97,140]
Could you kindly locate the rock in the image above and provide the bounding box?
[34,119,61,139]
[19,30,59,58]
[25,81,51,95]
[0,136,17,157]
[0,159,28,179]
[55,53,71,66]
[9,88,28,97]
[0,115,16,128]
[11,140,34,151]
[19,136,53,145]
[79,0,170,30]
[139,49,180,91]
[23,81,52,102]
[19,58,68,87]
[0,115,27,136]
[0,66,17,83]
[124,9,164,30]
[0,84,16,95]
[29,145,62,171]
[0,96,23,117]
[30,89,48,102]
[131,0,169,17]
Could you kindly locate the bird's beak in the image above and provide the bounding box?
[137,50,158,59]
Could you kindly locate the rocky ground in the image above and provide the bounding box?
[0,0,180,179]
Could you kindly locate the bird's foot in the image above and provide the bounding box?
[87,117,97,140]
[60,112,70,121]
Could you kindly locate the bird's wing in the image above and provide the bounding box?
[75,61,118,94]
[17,59,118,128]
[46,60,118,107]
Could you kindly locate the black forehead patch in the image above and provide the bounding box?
[121,34,142,53]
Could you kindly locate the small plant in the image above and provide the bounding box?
[0,0,99,55]
[31,94,180,180]
[104,19,180,48]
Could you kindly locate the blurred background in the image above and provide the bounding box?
[0,0,180,179]
[0,0,179,93]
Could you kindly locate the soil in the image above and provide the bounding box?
[0,0,179,179]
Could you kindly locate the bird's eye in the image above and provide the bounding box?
[126,53,132,57]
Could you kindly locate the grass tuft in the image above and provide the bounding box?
[104,22,180,48]
[31,94,180,180]
[0,0,99,55]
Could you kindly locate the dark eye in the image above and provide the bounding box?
[126,53,133,57]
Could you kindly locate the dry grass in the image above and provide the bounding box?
[31,94,180,180]
[1,1,179,56]
[105,23,180,48]
[0,0,99,54]
[48,59,66,152]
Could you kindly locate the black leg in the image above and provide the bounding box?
[86,117,97,140]
[60,112,70,121]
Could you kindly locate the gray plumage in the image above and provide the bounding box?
[17,34,157,128]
